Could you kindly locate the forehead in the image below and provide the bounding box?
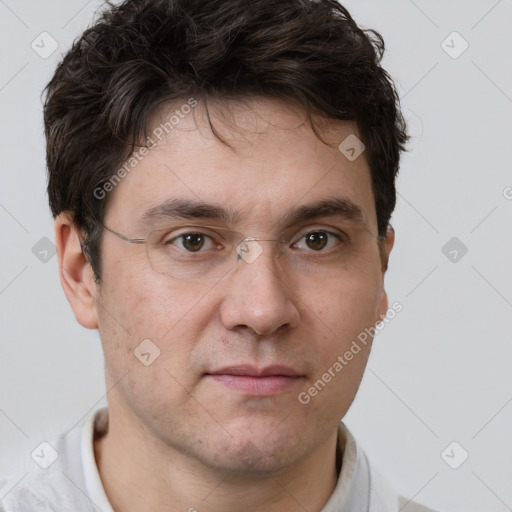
[104,96,377,232]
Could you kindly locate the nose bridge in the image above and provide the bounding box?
[234,237,289,295]
[235,236,280,265]
[221,237,300,335]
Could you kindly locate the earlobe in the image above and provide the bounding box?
[55,213,99,329]
[377,290,389,325]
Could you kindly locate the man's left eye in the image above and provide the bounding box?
[293,231,341,251]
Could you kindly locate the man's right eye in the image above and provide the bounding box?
[166,232,217,253]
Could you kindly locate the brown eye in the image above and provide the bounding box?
[165,232,214,253]
[292,230,342,252]
[181,233,206,252]
[305,231,328,251]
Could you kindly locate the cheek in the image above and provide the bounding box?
[296,270,382,412]
[96,263,234,408]
[96,277,215,425]
[96,262,203,374]
[99,253,212,335]
[303,266,382,341]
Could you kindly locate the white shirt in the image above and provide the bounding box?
[0,406,436,512]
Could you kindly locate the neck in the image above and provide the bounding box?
[94,405,339,512]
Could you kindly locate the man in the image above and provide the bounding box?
[0,0,437,510]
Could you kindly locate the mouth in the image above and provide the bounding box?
[205,365,304,395]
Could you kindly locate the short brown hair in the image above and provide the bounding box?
[44,0,408,281]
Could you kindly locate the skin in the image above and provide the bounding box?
[55,96,394,512]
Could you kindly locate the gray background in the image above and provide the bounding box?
[1,1,511,511]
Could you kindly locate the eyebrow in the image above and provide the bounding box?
[139,196,369,229]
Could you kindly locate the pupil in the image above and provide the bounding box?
[306,232,327,250]
[183,233,204,252]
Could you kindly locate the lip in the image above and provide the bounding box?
[208,365,301,377]
[205,365,303,395]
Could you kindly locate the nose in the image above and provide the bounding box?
[219,240,300,336]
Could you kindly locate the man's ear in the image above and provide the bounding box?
[379,225,395,274]
[55,212,99,329]
[377,225,395,322]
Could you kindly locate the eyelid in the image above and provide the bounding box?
[285,224,349,243]
[160,226,231,243]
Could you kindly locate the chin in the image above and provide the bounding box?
[203,446,299,477]
[197,418,309,476]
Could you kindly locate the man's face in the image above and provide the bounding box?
[89,97,391,474]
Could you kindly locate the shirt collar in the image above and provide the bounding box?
[81,406,113,512]
[321,421,370,512]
